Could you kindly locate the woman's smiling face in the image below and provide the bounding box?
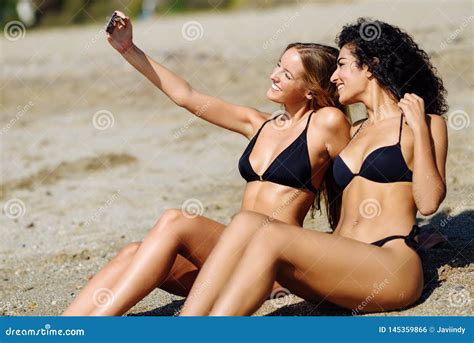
[266,47,310,106]
[330,44,370,105]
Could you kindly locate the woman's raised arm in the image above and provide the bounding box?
[399,93,448,215]
[106,11,266,139]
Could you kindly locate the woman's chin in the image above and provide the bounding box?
[337,94,352,106]
[266,89,281,102]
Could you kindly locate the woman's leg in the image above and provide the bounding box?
[62,241,198,315]
[208,213,424,316]
[179,211,284,316]
[63,208,226,315]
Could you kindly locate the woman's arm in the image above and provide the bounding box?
[313,107,351,159]
[107,11,266,139]
[399,93,448,215]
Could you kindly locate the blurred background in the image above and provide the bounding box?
[1,0,472,316]
[1,0,299,28]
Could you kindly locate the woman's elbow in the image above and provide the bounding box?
[170,84,194,108]
[418,205,438,216]
[417,190,446,216]
[172,91,190,108]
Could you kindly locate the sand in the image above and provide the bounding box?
[0,0,472,316]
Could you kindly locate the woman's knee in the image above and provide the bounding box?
[246,222,282,257]
[115,241,141,261]
[230,210,266,224]
[225,210,269,237]
[149,208,188,238]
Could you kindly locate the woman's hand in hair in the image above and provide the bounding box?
[399,92,448,215]
[106,11,134,54]
[398,93,427,131]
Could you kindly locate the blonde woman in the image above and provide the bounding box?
[63,11,351,316]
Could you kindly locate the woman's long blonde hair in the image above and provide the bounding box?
[284,42,345,230]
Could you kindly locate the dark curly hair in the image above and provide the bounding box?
[335,17,448,115]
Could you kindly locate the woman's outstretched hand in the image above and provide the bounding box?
[106,10,134,54]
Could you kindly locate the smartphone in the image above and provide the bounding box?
[106,12,119,34]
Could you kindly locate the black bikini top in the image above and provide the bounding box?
[238,111,319,193]
[332,114,413,190]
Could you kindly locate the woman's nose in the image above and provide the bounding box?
[270,71,280,82]
[330,69,338,84]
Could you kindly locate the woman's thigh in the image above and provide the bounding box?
[145,208,227,268]
[149,209,227,294]
[255,221,424,311]
[160,209,284,296]
[145,209,284,297]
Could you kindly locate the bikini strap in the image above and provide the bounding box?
[398,112,404,144]
[405,225,422,251]
[255,111,313,140]
[351,118,367,139]
[255,114,281,135]
[304,110,315,130]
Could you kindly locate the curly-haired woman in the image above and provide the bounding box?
[180,17,449,316]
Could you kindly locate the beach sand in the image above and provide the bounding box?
[0,0,472,316]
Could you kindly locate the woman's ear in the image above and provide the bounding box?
[362,64,374,80]
[305,90,313,100]
[365,57,379,80]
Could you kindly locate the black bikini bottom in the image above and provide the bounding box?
[370,225,423,258]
